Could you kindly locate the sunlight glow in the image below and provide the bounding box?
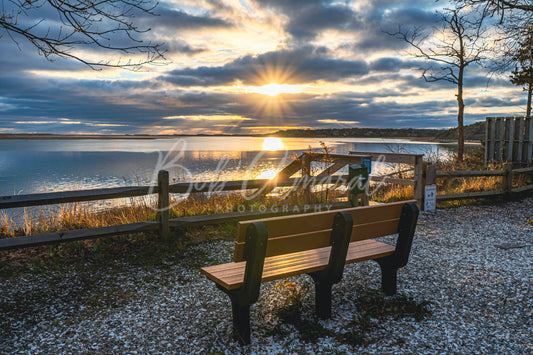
[256,168,280,180]
[248,83,301,96]
[318,119,360,124]
[163,115,252,121]
[262,137,284,151]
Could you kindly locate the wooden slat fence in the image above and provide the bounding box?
[485,116,533,164]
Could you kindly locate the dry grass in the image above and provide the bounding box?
[0,202,156,239]
[0,183,344,239]
[371,184,414,203]
[434,148,531,199]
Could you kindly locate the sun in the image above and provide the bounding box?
[250,83,300,96]
[262,137,284,151]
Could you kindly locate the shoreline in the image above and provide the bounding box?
[0,133,481,144]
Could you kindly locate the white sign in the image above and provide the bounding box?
[424,185,437,212]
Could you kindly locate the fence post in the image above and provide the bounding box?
[526,116,533,164]
[157,170,170,241]
[503,163,513,200]
[301,153,312,203]
[413,155,424,209]
[505,117,514,161]
[425,164,436,185]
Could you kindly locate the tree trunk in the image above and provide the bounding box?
[457,68,465,162]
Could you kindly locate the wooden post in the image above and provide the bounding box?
[422,163,436,211]
[496,117,505,163]
[503,163,513,200]
[488,117,496,163]
[485,117,490,165]
[515,117,524,162]
[525,116,533,164]
[425,164,437,185]
[157,170,170,241]
[413,155,424,209]
[301,153,312,203]
[505,117,514,161]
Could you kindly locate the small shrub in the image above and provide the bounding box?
[275,280,304,325]
[297,321,335,343]
[271,280,333,343]
[355,289,432,321]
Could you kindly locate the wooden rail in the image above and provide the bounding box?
[425,164,533,202]
[0,175,348,210]
[436,170,505,177]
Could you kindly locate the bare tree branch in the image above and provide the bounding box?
[387,7,491,161]
[0,0,167,69]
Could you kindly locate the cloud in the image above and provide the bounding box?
[161,46,369,87]
[368,57,422,72]
[148,7,235,30]
[0,0,527,135]
[254,0,360,39]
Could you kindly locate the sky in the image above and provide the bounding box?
[0,0,528,135]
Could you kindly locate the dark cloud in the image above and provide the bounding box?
[355,5,440,50]
[255,0,359,39]
[470,96,525,107]
[368,57,422,72]
[149,7,234,30]
[253,0,438,50]
[161,46,369,87]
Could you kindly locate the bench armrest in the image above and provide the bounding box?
[241,221,268,303]
[393,202,419,268]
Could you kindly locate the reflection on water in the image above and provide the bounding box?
[0,136,477,197]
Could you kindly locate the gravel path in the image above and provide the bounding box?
[1,198,532,354]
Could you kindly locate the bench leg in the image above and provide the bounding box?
[309,273,333,319]
[376,258,398,296]
[314,280,333,319]
[230,298,251,345]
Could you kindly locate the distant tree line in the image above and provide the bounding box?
[268,122,486,141]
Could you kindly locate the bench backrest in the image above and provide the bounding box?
[234,200,416,262]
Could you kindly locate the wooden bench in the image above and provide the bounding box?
[200,200,419,344]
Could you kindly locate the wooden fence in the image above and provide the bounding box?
[5,149,526,252]
[425,164,533,201]
[0,152,381,251]
[485,116,533,164]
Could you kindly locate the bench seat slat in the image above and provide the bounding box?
[212,240,383,282]
[201,240,395,290]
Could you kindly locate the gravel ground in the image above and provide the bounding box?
[1,198,532,354]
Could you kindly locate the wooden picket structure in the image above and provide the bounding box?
[485,117,533,164]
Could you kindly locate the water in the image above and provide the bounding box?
[0,136,471,197]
